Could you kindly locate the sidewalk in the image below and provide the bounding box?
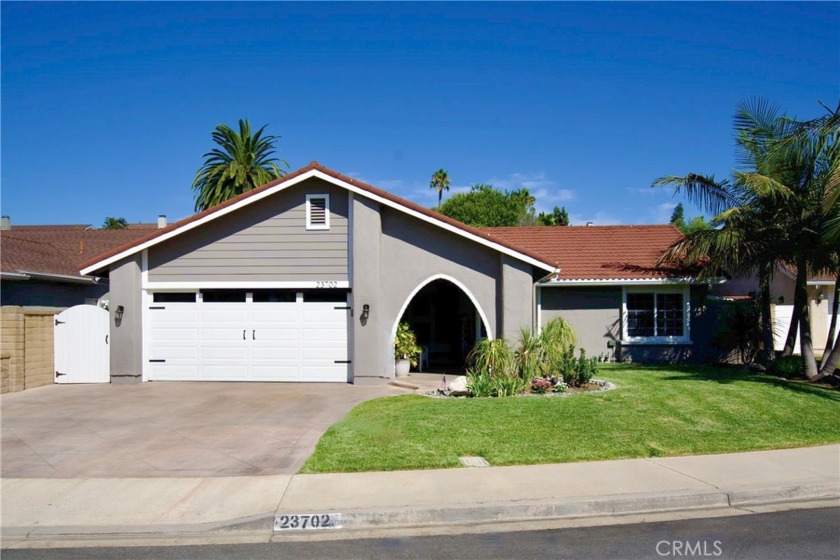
[2,445,838,546]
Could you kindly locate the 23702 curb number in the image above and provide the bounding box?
[274,513,342,531]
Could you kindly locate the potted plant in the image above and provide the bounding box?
[394,322,422,377]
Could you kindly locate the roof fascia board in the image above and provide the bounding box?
[20,271,100,284]
[1,272,30,280]
[82,169,555,275]
[540,277,707,286]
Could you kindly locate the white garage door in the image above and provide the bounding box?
[147,290,350,382]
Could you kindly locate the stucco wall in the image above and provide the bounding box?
[109,255,143,382]
[148,179,349,283]
[540,285,715,364]
[540,286,622,359]
[351,196,535,378]
[500,255,535,340]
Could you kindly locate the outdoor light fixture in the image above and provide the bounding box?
[817,292,825,303]
[360,304,370,326]
[115,305,125,321]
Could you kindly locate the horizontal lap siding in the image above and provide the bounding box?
[148,180,349,282]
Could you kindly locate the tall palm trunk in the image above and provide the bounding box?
[819,275,840,375]
[758,264,775,365]
[782,266,807,356]
[791,259,820,378]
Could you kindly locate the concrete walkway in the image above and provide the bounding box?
[2,445,838,546]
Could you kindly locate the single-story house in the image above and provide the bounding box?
[714,267,838,355]
[1,218,161,307]
[81,162,719,384]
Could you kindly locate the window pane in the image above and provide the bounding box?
[153,292,196,303]
[201,290,246,303]
[252,290,296,303]
[303,290,347,303]
[656,293,684,337]
[627,293,655,337]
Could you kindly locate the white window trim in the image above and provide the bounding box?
[621,285,691,345]
[306,193,330,230]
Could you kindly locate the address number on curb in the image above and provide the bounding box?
[274,513,343,531]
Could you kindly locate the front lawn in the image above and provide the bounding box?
[301,364,840,473]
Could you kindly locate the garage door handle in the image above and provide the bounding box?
[252,330,256,340]
[243,330,246,340]
[105,335,109,345]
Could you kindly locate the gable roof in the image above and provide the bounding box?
[80,162,560,276]
[1,226,157,282]
[486,225,698,283]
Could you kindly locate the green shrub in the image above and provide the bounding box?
[468,338,514,378]
[515,328,541,383]
[771,355,803,378]
[493,375,527,397]
[576,348,597,386]
[550,345,599,387]
[466,369,495,397]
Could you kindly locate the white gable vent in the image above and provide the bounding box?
[306,194,330,230]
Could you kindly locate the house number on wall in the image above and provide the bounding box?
[315,281,338,288]
[274,513,342,530]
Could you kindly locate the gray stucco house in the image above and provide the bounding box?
[81,162,712,384]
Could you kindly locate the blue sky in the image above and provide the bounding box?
[2,2,838,226]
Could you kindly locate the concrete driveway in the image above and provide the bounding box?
[1,382,403,478]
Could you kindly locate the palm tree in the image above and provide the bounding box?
[192,119,288,211]
[430,169,451,207]
[656,99,840,378]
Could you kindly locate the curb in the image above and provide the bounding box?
[3,482,837,545]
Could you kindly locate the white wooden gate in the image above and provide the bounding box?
[54,305,110,383]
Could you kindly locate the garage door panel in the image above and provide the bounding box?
[301,346,346,359]
[201,364,251,378]
[151,347,199,360]
[251,347,299,360]
[148,292,349,382]
[252,328,299,343]
[150,364,200,379]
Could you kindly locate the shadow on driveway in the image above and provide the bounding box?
[1,382,404,478]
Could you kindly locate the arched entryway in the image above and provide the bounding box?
[393,275,491,372]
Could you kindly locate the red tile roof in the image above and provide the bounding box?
[485,225,695,281]
[1,226,157,278]
[78,163,699,282]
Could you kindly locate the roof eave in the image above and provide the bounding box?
[539,276,714,286]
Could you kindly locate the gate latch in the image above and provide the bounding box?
[55,371,67,377]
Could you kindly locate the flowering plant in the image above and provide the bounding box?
[531,378,553,394]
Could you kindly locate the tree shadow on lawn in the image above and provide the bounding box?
[628,364,840,403]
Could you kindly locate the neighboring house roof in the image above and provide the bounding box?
[486,225,697,283]
[1,226,157,282]
[80,162,561,276]
[777,263,837,285]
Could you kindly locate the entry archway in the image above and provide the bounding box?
[391,274,492,372]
